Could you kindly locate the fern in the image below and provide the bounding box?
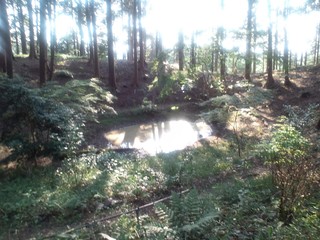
[42,79,116,122]
[150,189,219,240]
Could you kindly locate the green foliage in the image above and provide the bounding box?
[0,77,115,163]
[151,189,219,240]
[53,69,74,80]
[259,122,316,224]
[0,77,84,162]
[42,78,116,122]
[284,104,319,133]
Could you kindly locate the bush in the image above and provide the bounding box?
[260,122,317,224]
[0,77,84,164]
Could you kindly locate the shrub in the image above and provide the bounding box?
[260,122,317,224]
[0,77,84,164]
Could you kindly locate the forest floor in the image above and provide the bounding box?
[1,57,319,239]
[12,55,320,147]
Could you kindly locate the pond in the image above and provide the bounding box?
[104,119,214,155]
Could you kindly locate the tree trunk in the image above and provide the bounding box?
[39,0,47,86]
[273,27,279,70]
[77,2,85,56]
[127,13,133,61]
[283,27,290,86]
[85,0,93,64]
[218,26,226,81]
[138,0,145,81]
[283,0,291,86]
[27,0,36,58]
[0,0,13,78]
[14,21,20,54]
[253,9,257,74]
[304,52,308,66]
[317,24,320,65]
[132,0,138,87]
[17,0,27,55]
[91,0,99,77]
[190,32,196,69]
[178,31,184,71]
[245,0,253,81]
[106,0,116,88]
[265,0,274,88]
[48,0,56,81]
[266,23,275,88]
[155,31,162,58]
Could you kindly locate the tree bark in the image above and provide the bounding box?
[132,0,138,87]
[106,0,116,88]
[127,13,133,61]
[39,0,47,86]
[138,0,145,81]
[155,31,162,58]
[91,0,99,77]
[17,0,27,54]
[245,0,253,81]
[190,32,196,69]
[48,0,56,81]
[266,18,275,88]
[27,0,36,58]
[85,0,93,64]
[0,0,13,78]
[178,31,184,71]
[253,10,257,74]
[77,2,85,56]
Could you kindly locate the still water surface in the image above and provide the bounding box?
[104,119,213,155]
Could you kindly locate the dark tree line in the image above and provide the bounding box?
[1,0,320,89]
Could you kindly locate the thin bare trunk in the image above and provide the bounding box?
[27,0,36,58]
[265,0,274,88]
[245,0,253,81]
[178,31,184,71]
[138,0,144,81]
[91,0,99,77]
[0,0,13,78]
[85,0,93,64]
[106,0,116,88]
[39,0,47,86]
[48,0,56,81]
[17,1,27,54]
[133,0,138,86]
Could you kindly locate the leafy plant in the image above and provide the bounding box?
[151,189,219,239]
[284,104,319,134]
[0,77,84,163]
[259,122,316,224]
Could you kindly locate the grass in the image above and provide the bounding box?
[0,82,319,239]
[1,134,319,239]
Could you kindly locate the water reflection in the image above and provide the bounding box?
[104,119,213,155]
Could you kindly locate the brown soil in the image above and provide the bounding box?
[10,57,320,149]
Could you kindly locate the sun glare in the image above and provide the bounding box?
[52,0,318,56]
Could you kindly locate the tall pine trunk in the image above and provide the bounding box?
[138,0,145,81]
[265,1,275,89]
[178,31,184,71]
[0,0,13,78]
[27,0,36,58]
[132,0,138,87]
[48,0,56,81]
[91,0,99,77]
[77,2,85,56]
[39,0,47,86]
[245,0,253,81]
[85,0,93,64]
[106,0,116,88]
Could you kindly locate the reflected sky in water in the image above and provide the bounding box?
[104,119,213,155]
